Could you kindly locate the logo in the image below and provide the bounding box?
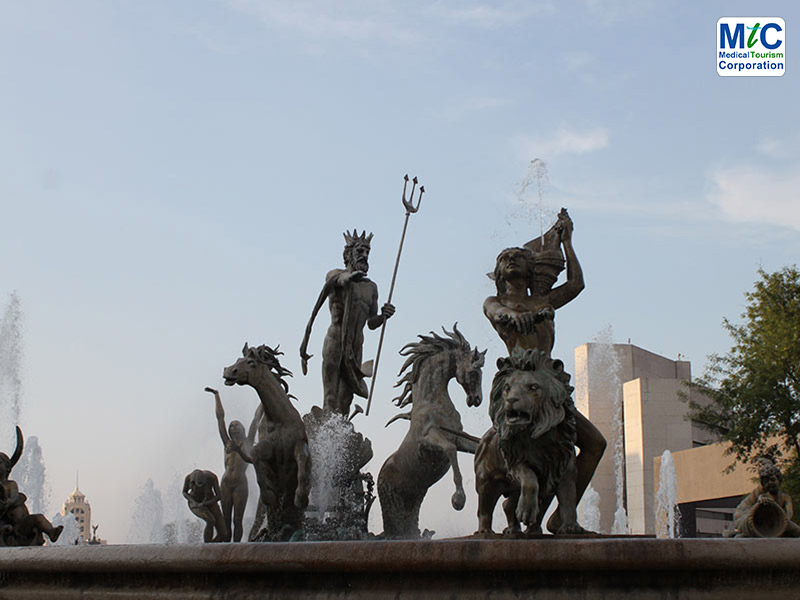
[718,17,785,77]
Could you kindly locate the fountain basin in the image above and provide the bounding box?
[1,538,799,598]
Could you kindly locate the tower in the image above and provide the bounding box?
[61,475,92,543]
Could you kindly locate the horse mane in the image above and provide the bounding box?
[392,324,473,408]
[245,344,295,398]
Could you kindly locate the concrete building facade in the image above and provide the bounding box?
[574,342,744,535]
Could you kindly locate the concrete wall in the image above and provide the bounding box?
[624,378,695,534]
[655,442,753,505]
[575,343,692,534]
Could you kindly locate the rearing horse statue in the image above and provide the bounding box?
[378,325,486,539]
[223,343,311,541]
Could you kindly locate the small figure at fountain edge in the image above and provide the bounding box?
[378,325,486,539]
[183,469,228,542]
[483,209,606,534]
[204,387,259,542]
[0,427,63,546]
[300,230,395,416]
[729,458,800,538]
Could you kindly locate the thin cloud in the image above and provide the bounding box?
[756,138,784,158]
[583,0,658,24]
[515,127,609,158]
[708,165,800,232]
[436,96,512,122]
[424,0,555,27]
[228,0,556,45]
[226,0,420,46]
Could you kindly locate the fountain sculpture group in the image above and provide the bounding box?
[2,183,799,547]
[176,199,615,542]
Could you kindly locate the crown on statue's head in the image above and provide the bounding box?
[343,229,374,248]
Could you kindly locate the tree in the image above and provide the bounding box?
[686,266,800,512]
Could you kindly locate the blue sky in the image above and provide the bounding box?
[1,1,798,542]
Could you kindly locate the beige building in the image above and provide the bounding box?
[655,443,753,536]
[61,484,92,543]
[575,342,751,536]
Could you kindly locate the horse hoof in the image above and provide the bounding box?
[451,490,466,511]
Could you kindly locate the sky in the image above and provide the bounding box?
[1,1,799,543]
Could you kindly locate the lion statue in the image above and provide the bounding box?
[474,349,586,535]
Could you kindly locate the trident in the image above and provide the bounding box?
[366,174,424,416]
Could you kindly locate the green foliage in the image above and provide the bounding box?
[686,266,800,509]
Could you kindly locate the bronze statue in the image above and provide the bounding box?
[224,343,311,540]
[182,469,227,543]
[300,230,395,415]
[0,427,63,546]
[483,209,605,533]
[378,325,486,539]
[245,402,271,541]
[204,387,258,542]
[730,458,800,538]
[474,350,586,535]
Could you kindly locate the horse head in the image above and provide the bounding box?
[223,343,293,396]
[455,345,486,408]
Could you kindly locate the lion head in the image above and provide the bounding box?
[489,349,575,443]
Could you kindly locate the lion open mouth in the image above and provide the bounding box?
[505,409,531,425]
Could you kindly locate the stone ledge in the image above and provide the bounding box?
[0,538,799,599]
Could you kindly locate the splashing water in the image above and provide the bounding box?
[126,479,165,544]
[16,435,50,516]
[589,325,628,534]
[496,159,558,244]
[655,450,680,538]
[307,412,355,518]
[578,485,601,532]
[0,292,24,449]
[51,512,81,546]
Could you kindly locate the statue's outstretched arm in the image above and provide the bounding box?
[205,387,230,445]
[299,275,337,375]
[230,441,254,465]
[367,282,394,330]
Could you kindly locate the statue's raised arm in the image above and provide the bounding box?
[528,209,584,310]
[205,387,230,446]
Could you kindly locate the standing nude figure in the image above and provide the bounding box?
[205,387,258,542]
[183,469,227,543]
[300,230,395,415]
[483,209,606,533]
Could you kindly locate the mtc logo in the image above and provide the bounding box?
[720,19,784,50]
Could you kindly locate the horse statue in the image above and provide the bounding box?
[378,325,486,539]
[223,343,311,541]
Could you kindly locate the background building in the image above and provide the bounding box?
[61,483,92,543]
[575,342,753,536]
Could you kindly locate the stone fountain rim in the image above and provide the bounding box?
[0,538,798,574]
